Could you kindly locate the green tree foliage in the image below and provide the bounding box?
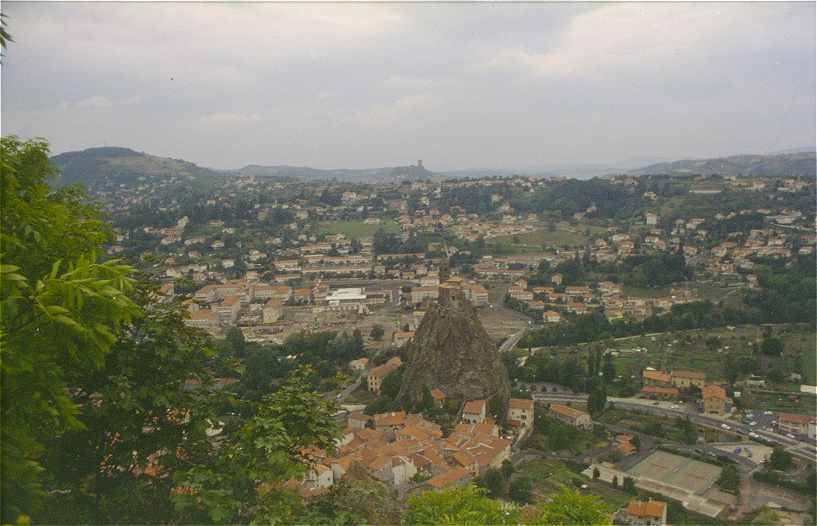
[404,484,514,525]
[622,476,636,494]
[369,324,385,341]
[717,464,741,494]
[501,459,515,480]
[509,477,534,504]
[769,446,793,471]
[522,489,610,525]
[171,366,340,523]
[1,137,139,522]
[760,337,784,357]
[475,467,506,498]
[745,254,816,323]
[37,282,225,524]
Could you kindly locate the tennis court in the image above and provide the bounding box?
[627,450,722,495]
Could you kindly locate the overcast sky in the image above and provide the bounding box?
[1,2,814,171]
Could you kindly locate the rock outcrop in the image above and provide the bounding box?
[396,291,511,412]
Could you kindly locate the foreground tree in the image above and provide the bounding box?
[1,137,139,522]
[37,281,225,524]
[171,366,340,523]
[523,489,611,525]
[404,484,515,525]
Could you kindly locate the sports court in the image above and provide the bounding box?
[627,450,722,495]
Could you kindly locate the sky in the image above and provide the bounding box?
[1,2,815,171]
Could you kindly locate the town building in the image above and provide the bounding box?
[262,299,282,324]
[548,403,592,430]
[777,412,816,436]
[461,399,487,424]
[366,357,403,394]
[508,398,535,429]
[702,384,728,415]
[671,370,706,390]
[619,499,668,526]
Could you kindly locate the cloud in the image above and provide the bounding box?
[198,112,262,130]
[354,93,444,128]
[484,4,813,80]
[1,3,813,170]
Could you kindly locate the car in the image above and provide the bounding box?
[721,424,731,430]
[786,433,795,439]
[750,421,756,426]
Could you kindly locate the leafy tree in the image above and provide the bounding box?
[225,326,246,359]
[404,484,515,525]
[760,337,784,357]
[592,467,600,480]
[38,282,225,524]
[509,477,534,504]
[622,476,636,494]
[501,459,515,480]
[1,137,139,522]
[523,489,610,525]
[717,464,740,494]
[769,447,793,471]
[587,382,607,416]
[171,366,340,523]
[379,366,404,400]
[369,324,385,341]
[476,467,505,498]
[602,353,616,383]
[612,475,619,488]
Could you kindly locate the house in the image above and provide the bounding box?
[548,404,591,430]
[619,499,668,526]
[641,386,680,400]
[373,411,407,433]
[461,400,487,424]
[348,357,369,373]
[184,309,219,331]
[392,331,415,347]
[672,370,706,390]
[543,310,563,323]
[777,412,816,436]
[508,398,535,428]
[366,357,402,394]
[615,434,637,456]
[410,286,439,305]
[213,295,241,325]
[262,299,282,324]
[702,384,728,415]
[425,466,471,489]
[642,369,672,387]
[430,388,446,408]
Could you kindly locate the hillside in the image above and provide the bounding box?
[628,152,815,178]
[236,161,438,182]
[49,147,222,187]
[49,146,441,187]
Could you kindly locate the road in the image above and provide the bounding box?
[529,393,816,463]
[500,327,527,353]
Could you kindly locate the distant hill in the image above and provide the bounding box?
[49,147,222,187]
[628,152,815,178]
[235,161,439,183]
[50,146,441,187]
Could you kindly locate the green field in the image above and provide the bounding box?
[318,220,400,239]
[488,223,609,254]
[516,459,630,510]
[539,324,815,411]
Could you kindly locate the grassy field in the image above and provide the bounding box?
[318,220,400,239]
[516,458,631,511]
[489,222,608,252]
[538,324,815,412]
